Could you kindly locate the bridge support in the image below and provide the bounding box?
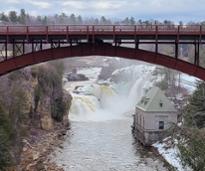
[13,41,24,57]
[155,29,158,54]
[194,40,200,66]
[175,38,179,59]
[135,38,139,49]
[175,43,178,59]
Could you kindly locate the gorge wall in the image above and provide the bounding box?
[0,61,72,170]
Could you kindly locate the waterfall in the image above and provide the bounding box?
[68,84,120,122]
[65,65,156,122]
[128,70,154,111]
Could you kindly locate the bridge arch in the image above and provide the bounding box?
[0,43,204,80]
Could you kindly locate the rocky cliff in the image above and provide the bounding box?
[0,61,72,170]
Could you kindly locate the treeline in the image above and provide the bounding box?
[1,9,204,25]
[171,81,205,171]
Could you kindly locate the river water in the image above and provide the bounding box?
[51,66,168,171]
[52,119,168,171]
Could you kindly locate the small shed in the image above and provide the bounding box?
[132,87,177,146]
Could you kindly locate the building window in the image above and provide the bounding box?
[143,117,145,128]
[159,121,164,130]
[159,100,163,107]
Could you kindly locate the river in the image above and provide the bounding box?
[51,66,168,171]
[52,119,168,171]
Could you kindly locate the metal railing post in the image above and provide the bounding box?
[155,25,158,54]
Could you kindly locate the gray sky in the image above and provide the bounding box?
[0,0,204,22]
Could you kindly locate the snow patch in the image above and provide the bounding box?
[153,138,192,171]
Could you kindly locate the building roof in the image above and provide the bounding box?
[136,87,177,112]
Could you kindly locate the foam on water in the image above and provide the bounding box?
[65,65,156,122]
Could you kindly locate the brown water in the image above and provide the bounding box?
[51,118,168,171]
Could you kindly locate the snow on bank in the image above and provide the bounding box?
[153,138,191,171]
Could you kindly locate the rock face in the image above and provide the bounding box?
[67,68,89,81]
[31,63,72,130]
[40,114,54,130]
[62,91,72,127]
[67,73,89,81]
[0,62,72,170]
[38,96,54,130]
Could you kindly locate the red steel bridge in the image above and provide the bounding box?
[0,25,205,79]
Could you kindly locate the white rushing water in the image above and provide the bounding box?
[64,65,156,122]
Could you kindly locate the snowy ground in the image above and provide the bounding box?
[153,138,192,171]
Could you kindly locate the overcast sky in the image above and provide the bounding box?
[0,0,204,22]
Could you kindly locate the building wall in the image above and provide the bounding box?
[133,126,167,146]
[135,108,177,131]
[133,108,178,145]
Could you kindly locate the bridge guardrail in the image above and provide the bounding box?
[179,25,201,32]
[0,26,7,34]
[0,25,204,35]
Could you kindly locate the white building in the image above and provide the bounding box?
[132,87,178,146]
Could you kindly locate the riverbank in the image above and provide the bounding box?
[151,145,179,171]
[6,124,69,171]
[152,137,191,171]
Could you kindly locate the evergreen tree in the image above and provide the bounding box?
[122,17,130,25]
[42,16,48,25]
[0,104,12,169]
[19,9,26,24]
[59,13,67,24]
[183,81,205,128]
[177,128,205,171]
[77,15,83,24]
[94,18,99,25]
[100,16,107,24]
[36,16,42,24]
[130,17,135,25]
[0,13,9,22]
[8,11,18,23]
[70,14,76,24]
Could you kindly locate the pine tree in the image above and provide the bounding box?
[130,17,135,25]
[70,14,76,24]
[8,11,18,23]
[177,128,205,171]
[0,13,9,22]
[183,81,205,128]
[100,16,107,24]
[19,9,26,24]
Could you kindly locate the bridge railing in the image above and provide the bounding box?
[179,25,201,32]
[28,26,47,34]
[69,25,88,32]
[0,25,204,35]
[136,25,157,32]
[202,25,205,32]
[8,26,27,33]
[158,25,178,32]
[0,26,7,34]
[94,25,113,32]
[48,25,67,32]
